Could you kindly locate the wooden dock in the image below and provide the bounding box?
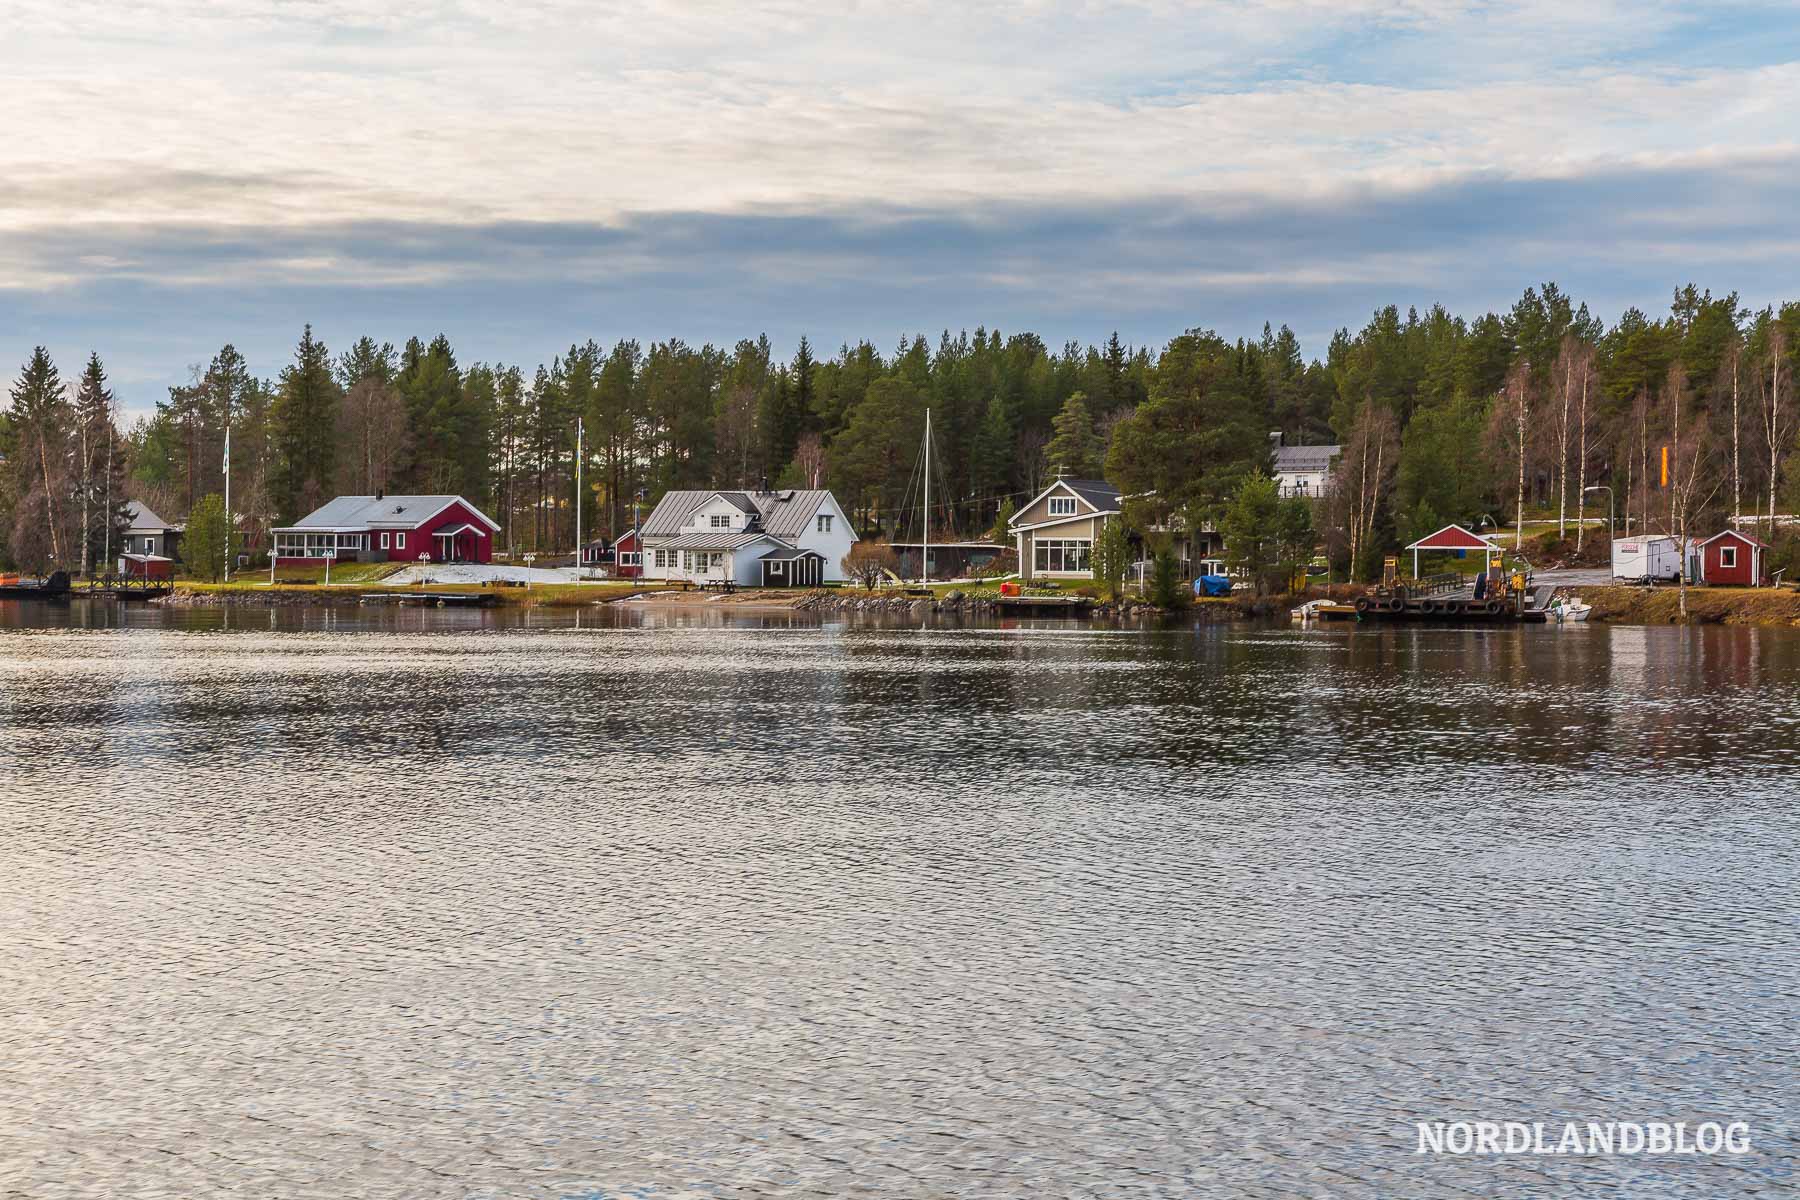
[995,595,1094,616]
[359,591,500,608]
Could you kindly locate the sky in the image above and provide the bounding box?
[4,0,1800,421]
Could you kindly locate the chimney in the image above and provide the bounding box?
[376,487,384,501]
[759,474,769,494]
[1269,430,1283,448]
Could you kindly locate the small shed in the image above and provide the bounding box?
[579,536,611,567]
[611,527,642,578]
[759,547,827,587]
[1699,530,1767,587]
[119,552,174,580]
[1403,524,1499,578]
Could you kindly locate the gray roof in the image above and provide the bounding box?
[758,546,826,561]
[274,494,499,533]
[659,530,790,552]
[1058,478,1121,511]
[640,489,839,541]
[1273,444,1340,472]
[124,500,173,532]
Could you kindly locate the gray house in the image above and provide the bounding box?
[1008,478,1121,580]
[122,501,181,560]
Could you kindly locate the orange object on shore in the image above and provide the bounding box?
[999,581,1021,596]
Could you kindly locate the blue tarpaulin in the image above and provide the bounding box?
[1195,575,1233,597]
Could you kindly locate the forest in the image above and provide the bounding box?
[3,282,1798,579]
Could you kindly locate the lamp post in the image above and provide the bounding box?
[1584,485,1614,541]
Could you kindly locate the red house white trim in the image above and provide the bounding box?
[271,494,500,564]
[1698,530,1767,588]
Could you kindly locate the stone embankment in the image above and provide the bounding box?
[795,588,1251,619]
[156,586,365,607]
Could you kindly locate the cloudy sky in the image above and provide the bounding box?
[5,0,1799,418]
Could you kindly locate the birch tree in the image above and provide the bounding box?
[1574,344,1597,551]
[1760,324,1791,533]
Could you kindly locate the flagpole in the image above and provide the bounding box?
[223,425,231,583]
[575,417,583,582]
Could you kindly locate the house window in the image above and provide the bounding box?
[711,514,731,529]
[380,532,390,549]
[1034,537,1092,573]
[817,514,833,533]
[1048,496,1077,516]
[1721,546,1737,569]
[396,532,406,549]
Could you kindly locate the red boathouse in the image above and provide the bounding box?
[1699,530,1768,587]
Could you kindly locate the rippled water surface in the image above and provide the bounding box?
[2,601,1796,1198]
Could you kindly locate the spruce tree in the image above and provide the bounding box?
[72,353,129,575]
[1045,390,1100,479]
[5,347,71,567]
[272,325,339,521]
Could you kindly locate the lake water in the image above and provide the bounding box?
[2,602,1796,1198]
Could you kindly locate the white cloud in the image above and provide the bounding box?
[3,1,1795,239]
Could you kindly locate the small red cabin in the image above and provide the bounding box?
[611,527,642,579]
[1699,530,1768,587]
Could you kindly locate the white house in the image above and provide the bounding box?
[1271,432,1339,498]
[638,488,858,586]
[1008,478,1121,580]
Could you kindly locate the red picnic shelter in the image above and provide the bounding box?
[1404,524,1500,578]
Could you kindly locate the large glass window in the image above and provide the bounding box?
[1049,496,1077,516]
[1034,538,1092,573]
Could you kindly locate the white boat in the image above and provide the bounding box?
[1550,596,1592,623]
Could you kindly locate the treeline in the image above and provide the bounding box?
[3,283,1799,576]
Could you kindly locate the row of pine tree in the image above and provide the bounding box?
[3,284,1798,575]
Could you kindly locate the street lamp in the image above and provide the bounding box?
[1584,485,1614,541]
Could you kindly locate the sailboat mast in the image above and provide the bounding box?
[922,408,931,584]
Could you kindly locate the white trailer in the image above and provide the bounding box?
[1612,535,1682,583]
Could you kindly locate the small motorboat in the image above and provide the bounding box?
[1549,595,1592,623]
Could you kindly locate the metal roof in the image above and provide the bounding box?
[640,489,838,540]
[659,530,791,552]
[275,495,500,533]
[1273,443,1340,471]
[758,546,826,561]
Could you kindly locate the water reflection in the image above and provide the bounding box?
[0,605,1795,1197]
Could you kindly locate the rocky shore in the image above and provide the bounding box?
[793,588,1251,620]
[156,586,367,607]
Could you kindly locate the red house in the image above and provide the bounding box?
[1699,530,1768,587]
[271,494,499,564]
[611,527,642,578]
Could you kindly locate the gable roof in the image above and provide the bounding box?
[640,489,848,541]
[277,495,500,533]
[1701,530,1768,549]
[1010,478,1121,530]
[124,500,173,531]
[1405,524,1498,551]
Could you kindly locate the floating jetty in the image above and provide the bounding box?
[359,591,500,608]
[995,595,1095,616]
